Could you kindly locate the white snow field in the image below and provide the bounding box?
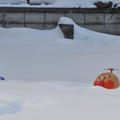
[0,17,120,120]
[0,0,120,8]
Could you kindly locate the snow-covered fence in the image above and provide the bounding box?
[0,7,120,35]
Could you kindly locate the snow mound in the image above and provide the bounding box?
[59,17,120,48]
[0,5,120,120]
[58,17,74,25]
[0,17,120,81]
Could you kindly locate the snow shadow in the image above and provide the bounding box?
[0,102,22,115]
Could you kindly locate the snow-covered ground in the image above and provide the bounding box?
[0,17,120,120]
[0,0,120,8]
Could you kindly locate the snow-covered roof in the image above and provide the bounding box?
[0,0,120,8]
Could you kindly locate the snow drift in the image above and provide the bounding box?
[0,17,120,81]
[0,17,120,120]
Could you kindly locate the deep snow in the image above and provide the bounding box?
[0,17,120,120]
